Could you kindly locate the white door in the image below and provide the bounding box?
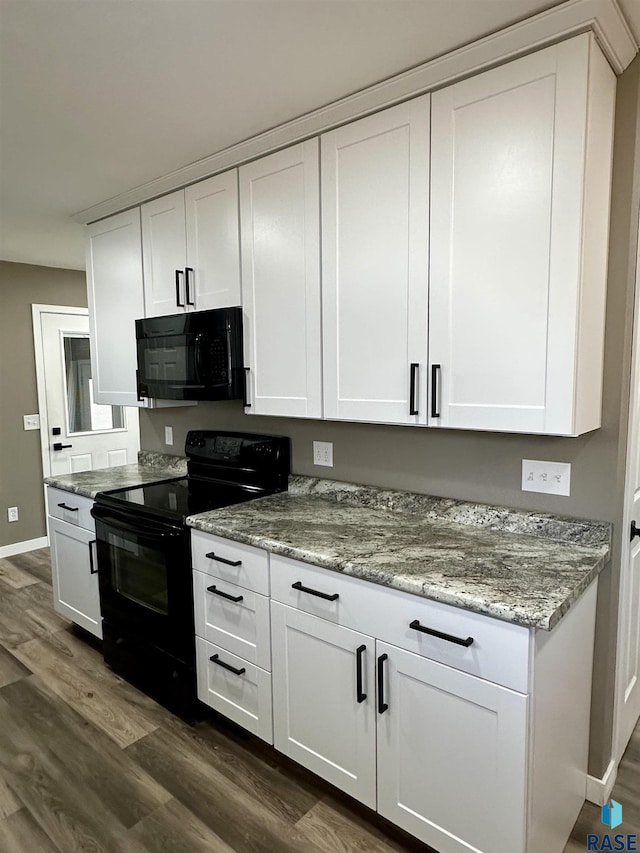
[240,140,321,418]
[185,171,241,311]
[37,309,140,477]
[271,601,377,807]
[49,516,102,638]
[141,190,187,317]
[376,641,528,853]
[321,97,430,425]
[615,228,640,762]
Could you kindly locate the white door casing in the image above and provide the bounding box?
[615,212,640,765]
[33,306,140,479]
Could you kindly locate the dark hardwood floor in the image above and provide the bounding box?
[0,547,636,852]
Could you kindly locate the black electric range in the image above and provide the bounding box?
[91,431,290,719]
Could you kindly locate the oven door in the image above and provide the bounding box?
[92,505,193,659]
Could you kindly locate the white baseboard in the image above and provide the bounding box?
[586,758,618,805]
[0,536,48,559]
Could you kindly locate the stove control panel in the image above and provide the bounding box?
[185,431,290,490]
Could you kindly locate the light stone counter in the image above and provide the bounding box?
[44,450,187,499]
[187,476,611,631]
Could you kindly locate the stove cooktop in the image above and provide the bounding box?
[99,477,270,524]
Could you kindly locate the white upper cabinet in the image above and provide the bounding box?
[142,173,241,318]
[321,97,430,425]
[86,208,145,406]
[142,190,187,317]
[184,172,241,311]
[240,140,322,418]
[429,34,615,435]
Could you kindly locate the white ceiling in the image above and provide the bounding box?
[1,0,639,272]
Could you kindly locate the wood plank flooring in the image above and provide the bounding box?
[0,547,636,852]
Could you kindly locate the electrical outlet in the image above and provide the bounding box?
[7,507,18,523]
[522,460,571,496]
[164,426,173,446]
[23,414,40,431]
[313,441,334,467]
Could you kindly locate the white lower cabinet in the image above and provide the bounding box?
[192,533,597,853]
[271,601,377,808]
[376,642,527,853]
[49,514,102,639]
[192,536,273,743]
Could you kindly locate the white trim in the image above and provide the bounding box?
[612,182,640,766]
[31,304,88,481]
[0,537,49,560]
[73,0,637,226]
[586,759,618,805]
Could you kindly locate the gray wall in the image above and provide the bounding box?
[140,57,640,777]
[0,261,87,548]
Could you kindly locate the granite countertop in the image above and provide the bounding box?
[187,476,611,631]
[44,451,187,499]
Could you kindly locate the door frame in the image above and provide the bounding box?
[613,208,640,776]
[32,304,89,480]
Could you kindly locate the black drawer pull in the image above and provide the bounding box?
[377,653,388,714]
[205,551,242,567]
[291,581,339,602]
[207,584,244,603]
[57,502,79,512]
[210,654,245,676]
[430,363,441,418]
[409,619,474,647]
[356,644,367,703]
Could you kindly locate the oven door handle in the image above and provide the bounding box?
[90,507,183,538]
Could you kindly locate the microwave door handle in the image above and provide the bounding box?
[194,333,204,386]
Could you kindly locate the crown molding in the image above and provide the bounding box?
[74,0,638,226]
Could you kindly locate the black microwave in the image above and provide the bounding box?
[135,307,244,401]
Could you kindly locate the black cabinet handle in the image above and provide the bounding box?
[207,584,244,603]
[243,367,251,408]
[175,269,185,307]
[431,364,441,418]
[291,581,339,602]
[356,644,367,703]
[57,502,78,511]
[210,654,245,676]
[53,443,72,451]
[377,653,388,714]
[631,521,640,542]
[89,540,98,574]
[409,619,474,648]
[409,363,419,415]
[185,267,195,306]
[205,551,242,567]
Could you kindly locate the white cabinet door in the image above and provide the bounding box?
[377,641,527,853]
[321,97,430,425]
[271,601,376,808]
[240,140,321,418]
[185,171,241,311]
[141,190,187,317]
[86,209,145,406]
[429,34,615,435]
[49,516,102,639]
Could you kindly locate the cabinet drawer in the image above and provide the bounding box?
[195,637,272,743]
[47,487,94,532]
[270,555,530,692]
[191,530,269,595]
[193,570,271,670]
